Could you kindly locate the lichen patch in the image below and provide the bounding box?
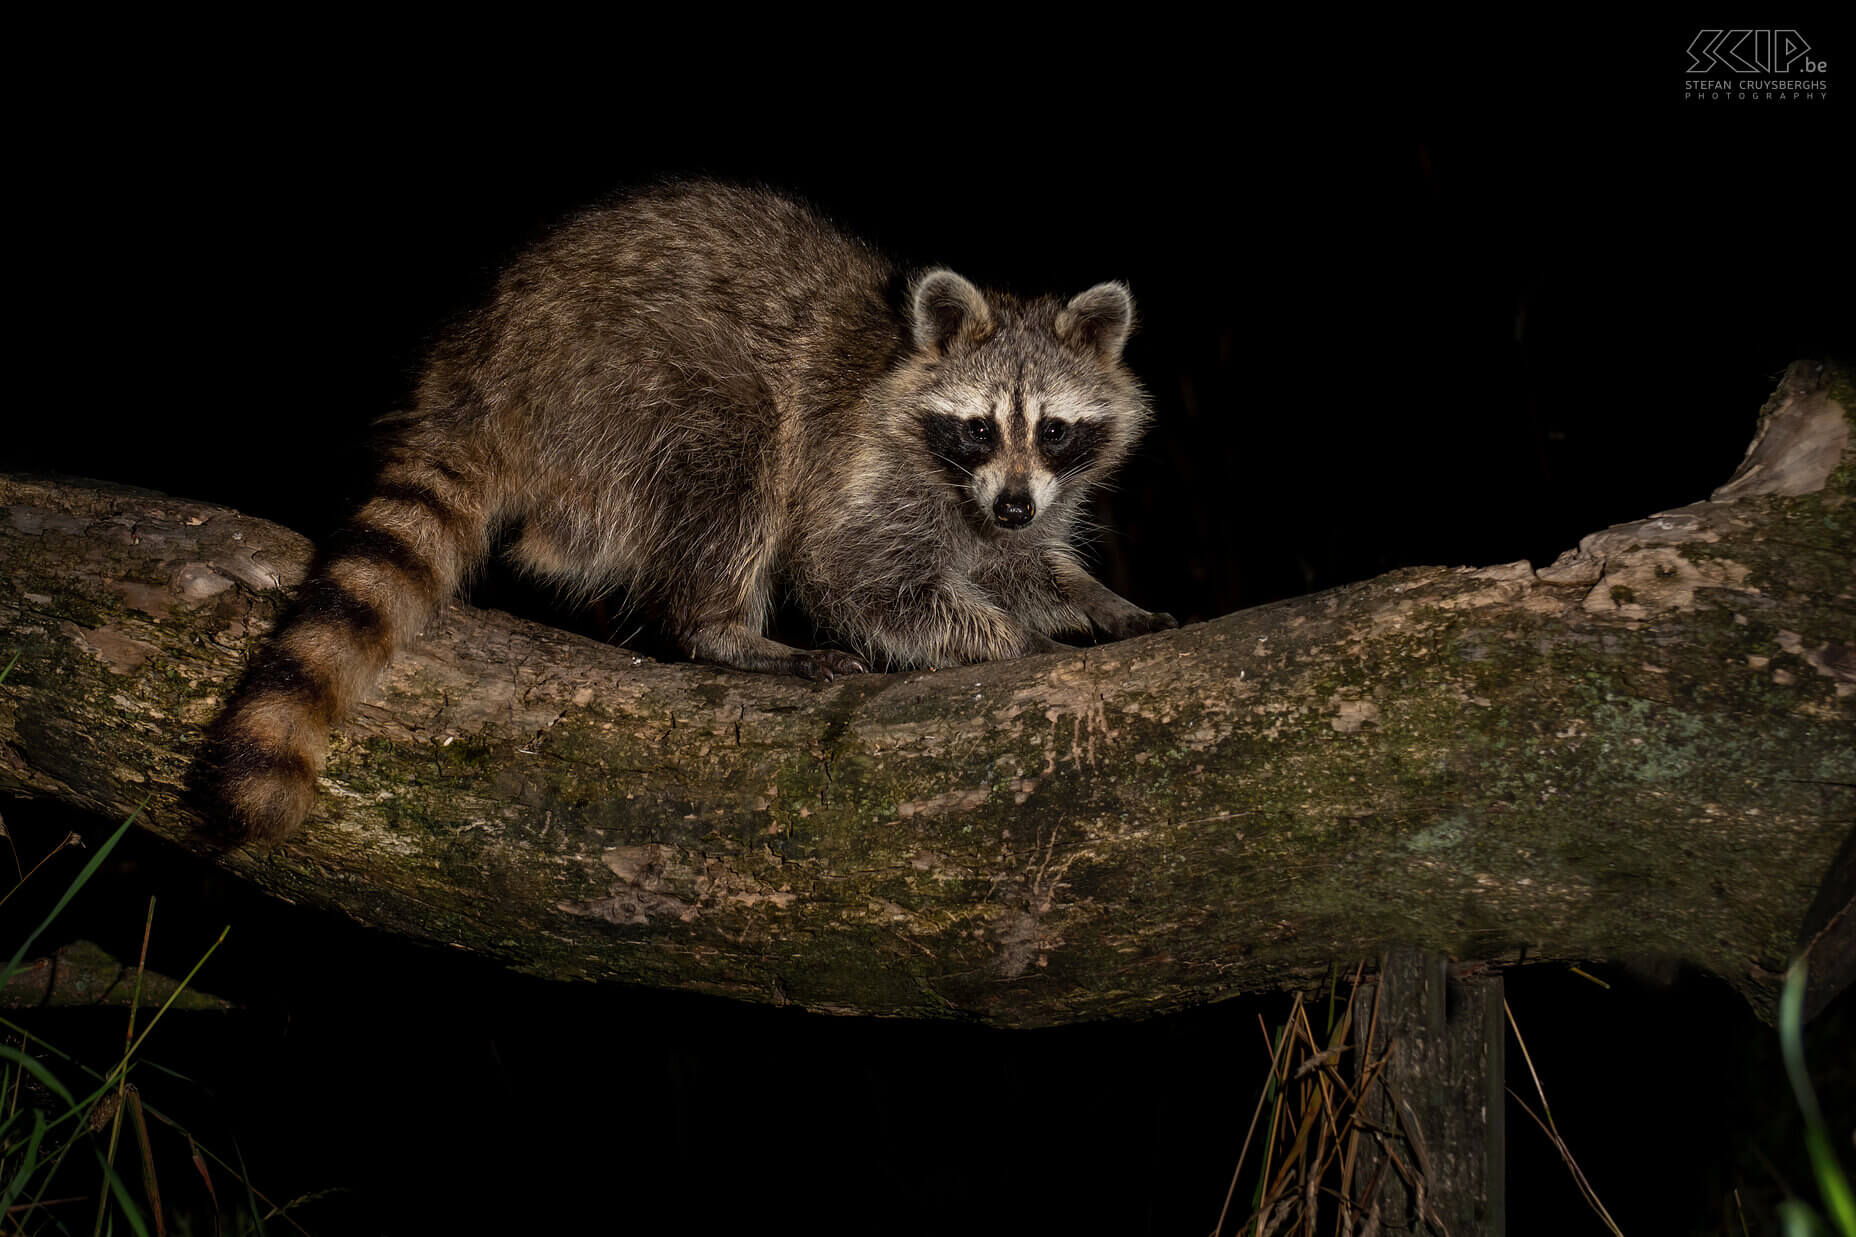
[175,564,236,604]
[112,580,174,620]
[1776,632,1856,684]
[896,786,990,818]
[1581,548,1751,617]
[1330,697,1381,734]
[66,622,159,675]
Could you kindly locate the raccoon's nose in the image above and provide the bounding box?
[993,491,1035,528]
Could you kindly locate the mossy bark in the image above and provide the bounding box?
[1,362,1851,1028]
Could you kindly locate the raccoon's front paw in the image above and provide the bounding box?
[1107,610,1179,640]
[793,649,868,681]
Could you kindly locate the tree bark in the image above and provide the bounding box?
[1,361,1851,1028]
[1350,948,1505,1236]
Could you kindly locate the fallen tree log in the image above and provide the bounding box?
[2,361,1851,1027]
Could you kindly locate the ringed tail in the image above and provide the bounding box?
[202,433,500,842]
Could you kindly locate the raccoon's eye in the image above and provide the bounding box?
[964,417,994,442]
[1040,419,1070,445]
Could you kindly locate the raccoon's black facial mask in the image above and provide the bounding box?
[922,413,998,485]
[1036,417,1106,475]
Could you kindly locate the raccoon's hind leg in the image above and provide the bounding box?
[672,536,868,680]
[674,521,867,680]
[683,622,868,681]
[201,433,503,842]
[500,506,859,679]
[1048,551,1178,641]
[625,381,869,682]
[817,572,1065,670]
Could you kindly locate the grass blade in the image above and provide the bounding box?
[2,801,145,986]
[1779,959,1856,1237]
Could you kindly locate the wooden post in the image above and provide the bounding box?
[1351,948,1506,1236]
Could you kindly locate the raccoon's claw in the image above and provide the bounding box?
[794,649,868,681]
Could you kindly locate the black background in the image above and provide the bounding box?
[6,20,1853,1235]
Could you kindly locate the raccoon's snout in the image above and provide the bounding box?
[993,490,1035,529]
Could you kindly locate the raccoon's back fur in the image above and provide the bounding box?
[204,181,1174,842]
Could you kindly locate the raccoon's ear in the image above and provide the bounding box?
[1056,282,1135,362]
[911,269,994,356]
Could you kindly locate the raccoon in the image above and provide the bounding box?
[203,180,1174,842]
